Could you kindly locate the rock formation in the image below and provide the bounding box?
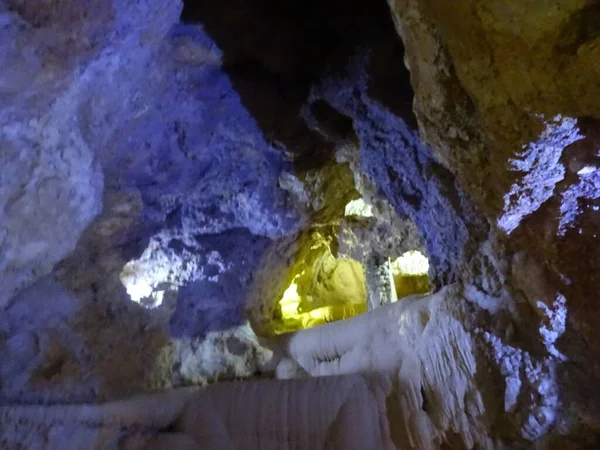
[1,0,600,448]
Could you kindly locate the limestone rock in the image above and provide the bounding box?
[388,0,600,442]
[305,54,487,286]
[273,286,492,449]
[0,0,182,306]
[3,0,600,446]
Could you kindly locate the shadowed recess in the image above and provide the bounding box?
[181,0,417,171]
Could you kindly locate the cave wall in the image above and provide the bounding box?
[1,0,305,401]
[388,0,600,443]
[1,0,600,447]
[2,0,424,403]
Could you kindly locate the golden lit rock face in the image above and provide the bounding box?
[295,252,367,310]
[267,245,433,334]
[267,231,367,334]
[391,251,431,300]
[259,211,431,334]
[393,274,430,299]
[252,155,366,336]
[302,162,361,224]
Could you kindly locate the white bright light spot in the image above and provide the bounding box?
[345,198,373,217]
[120,262,167,309]
[279,276,301,317]
[577,165,597,176]
[118,236,232,310]
[391,250,429,276]
[124,278,153,302]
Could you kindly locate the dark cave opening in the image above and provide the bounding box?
[180,0,417,171]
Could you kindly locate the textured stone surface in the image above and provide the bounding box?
[388,0,600,444]
[0,0,184,307]
[305,54,487,286]
[272,286,491,448]
[0,277,173,403]
[2,0,600,447]
[0,0,305,401]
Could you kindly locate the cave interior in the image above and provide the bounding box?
[2,0,600,448]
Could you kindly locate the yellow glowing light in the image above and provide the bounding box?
[390,250,431,300]
[280,303,367,331]
[279,280,301,317]
[391,250,429,276]
[271,257,368,334]
[307,304,366,322]
[344,198,374,217]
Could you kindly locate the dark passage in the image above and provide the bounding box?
[181,0,417,171]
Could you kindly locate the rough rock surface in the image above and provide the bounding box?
[271,286,490,448]
[2,0,600,448]
[304,55,487,286]
[0,0,181,307]
[0,0,304,401]
[388,0,600,445]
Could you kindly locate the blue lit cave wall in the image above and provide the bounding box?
[4,1,600,446]
[0,0,482,403]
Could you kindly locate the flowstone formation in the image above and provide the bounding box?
[1,0,600,448]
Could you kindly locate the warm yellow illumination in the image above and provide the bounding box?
[270,255,367,334]
[279,279,301,317]
[390,251,431,300]
[344,198,374,217]
[391,250,430,276]
[277,301,367,332]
